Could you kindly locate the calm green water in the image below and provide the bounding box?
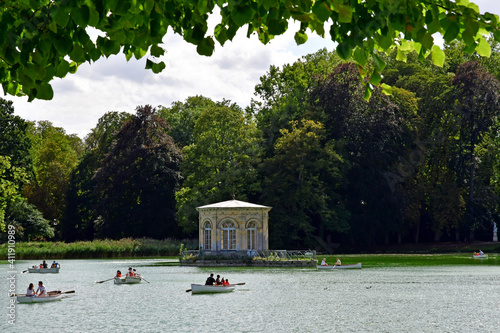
[1,259,499,332]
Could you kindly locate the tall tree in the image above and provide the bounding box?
[261,119,349,250]
[62,111,131,241]
[311,63,415,247]
[93,105,182,239]
[23,121,81,234]
[452,61,500,240]
[176,104,261,234]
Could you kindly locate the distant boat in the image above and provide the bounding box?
[27,267,60,274]
[190,284,236,294]
[317,263,362,269]
[472,254,488,259]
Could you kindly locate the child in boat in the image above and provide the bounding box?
[26,283,36,297]
[335,258,341,266]
[127,267,134,277]
[36,281,47,297]
[224,279,229,286]
[215,275,221,285]
[116,270,122,277]
[321,258,328,266]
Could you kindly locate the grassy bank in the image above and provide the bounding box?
[0,238,198,260]
[321,253,499,267]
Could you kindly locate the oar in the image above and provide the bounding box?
[96,278,114,284]
[233,283,245,286]
[61,290,75,294]
[141,277,150,284]
[185,289,192,292]
[22,269,29,273]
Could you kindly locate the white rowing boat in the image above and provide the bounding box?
[114,276,143,284]
[317,263,362,269]
[16,295,63,303]
[27,267,60,273]
[334,263,362,269]
[472,254,488,259]
[190,284,235,294]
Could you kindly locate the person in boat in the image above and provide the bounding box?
[36,281,47,297]
[335,258,341,266]
[116,270,122,278]
[215,275,221,285]
[321,258,328,266]
[479,250,484,255]
[133,269,139,277]
[42,260,48,268]
[205,273,215,286]
[224,279,229,286]
[127,267,134,277]
[26,283,36,297]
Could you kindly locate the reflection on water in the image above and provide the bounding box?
[1,260,499,332]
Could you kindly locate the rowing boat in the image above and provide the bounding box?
[190,284,235,294]
[114,276,143,284]
[334,263,362,269]
[473,254,488,259]
[317,263,362,269]
[27,267,60,273]
[16,295,63,303]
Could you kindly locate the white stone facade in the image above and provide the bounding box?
[197,200,271,252]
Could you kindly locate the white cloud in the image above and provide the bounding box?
[8,1,499,138]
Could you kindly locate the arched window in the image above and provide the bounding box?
[247,221,257,250]
[203,221,211,250]
[221,220,236,250]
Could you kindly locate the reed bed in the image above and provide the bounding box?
[0,238,198,260]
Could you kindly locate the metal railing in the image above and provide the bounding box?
[180,249,316,262]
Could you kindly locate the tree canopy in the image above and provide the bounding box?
[1,0,499,101]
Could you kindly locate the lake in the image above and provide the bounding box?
[1,259,499,332]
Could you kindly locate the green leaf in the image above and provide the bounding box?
[214,24,228,45]
[71,5,90,27]
[334,4,352,23]
[196,37,215,56]
[369,69,382,85]
[443,20,460,42]
[55,60,70,78]
[35,83,54,100]
[381,83,392,95]
[52,5,70,27]
[336,42,351,60]
[232,6,254,27]
[364,84,372,101]
[150,44,165,57]
[294,31,308,45]
[372,53,386,71]
[312,1,331,22]
[268,20,287,35]
[353,47,367,66]
[146,59,166,74]
[53,36,73,55]
[431,45,445,67]
[476,37,491,57]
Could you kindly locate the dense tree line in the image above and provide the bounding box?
[2,44,500,251]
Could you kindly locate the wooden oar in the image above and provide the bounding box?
[185,289,192,292]
[61,290,75,294]
[141,277,150,283]
[233,283,245,285]
[22,269,29,273]
[96,278,114,284]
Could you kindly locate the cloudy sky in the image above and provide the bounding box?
[8,1,500,139]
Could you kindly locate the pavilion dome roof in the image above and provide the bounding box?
[196,199,271,210]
